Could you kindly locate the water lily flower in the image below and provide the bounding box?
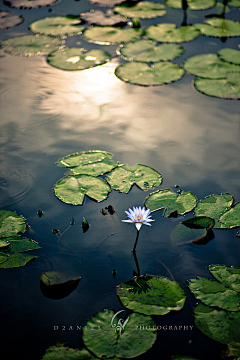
[122,206,154,231]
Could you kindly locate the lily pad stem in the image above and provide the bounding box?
[132,229,140,252]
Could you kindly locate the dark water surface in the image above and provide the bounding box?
[0,0,240,359]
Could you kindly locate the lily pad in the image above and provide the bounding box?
[117,40,184,62]
[225,342,240,358]
[57,150,113,167]
[106,164,162,193]
[3,0,61,8]
[0,252,37,268]
[0,239,11,251]
[183,53,240,78]
[194,19,240,38]
[229,0,240,6]
[117,275,186,315]
[82,26,142,45]
[218,48,240,65]
[164,0,216,10]
[83,309,157,358]
[42,345,98,360]
[209,265,240,293]
[0,210,25,238]
[6,236,41,253]
[54,174,111,205]
[115,61,185,86]
[40,271,81,299]
[194,194,234,228]
[194,303,240,344]
[29,16,85,37]
[0,11,24,30]
[47,48,111,71]
[68,159,118,176]
[0,252,8,264]
[0,34,62,57]
[113,1,166,19]
[80,10,129,26]
[87,0,125,6]
[194,72,240,99]
[145,189,197,216]
[219,201,240,228]
[145,23,200,43]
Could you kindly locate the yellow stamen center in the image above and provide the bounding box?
[135,214,143,222]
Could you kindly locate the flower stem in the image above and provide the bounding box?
[132,230,140,252]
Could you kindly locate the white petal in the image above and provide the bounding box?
[143,221,152,226]
[135,223,142,231]
[122,220,134,223]
[125,210,134,221]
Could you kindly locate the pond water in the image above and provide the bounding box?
[0,0,240,359]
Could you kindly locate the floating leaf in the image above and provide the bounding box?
[219,201,240,228]
[0,252,37,268]
[118,40,184,62]
[0,252,8,264]
[0,11,24,30]
[80,10,129,26]
[54,175,111,205]
[0,239,11,251]
[87,0,125,6]
[42,345,98,360]
[229,0,240,6]
[209,265,240,293]
[47,48,111,71]
[145,23,200,43]
[164,0,216,10]
[40,271,81,299]
[107,164,162,193]
[82,26,142,45]
[194,19,240,38]
[194,72,240,99]
[194,303,240,344]
[114,1,166,19]
[6,236,41,253]
[0,210,25,238]
[117,275,186,315]
[83,309,157,358]
[3,0,61,8]
[183,53,240,78]
[0,34,62,57]
[68,159,118,176]
[115,61,185,86]
[29,16,85,37]
[57,150,113,167]
[218,48,240,65]
[195,194,233,228]
[224,342,240,359]
[145,189,197,216]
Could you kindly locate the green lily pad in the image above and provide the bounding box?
[29,16,85,37]
[145,189,197,216]
[195,193,234,228]
[0,240,11,251]
[54,174,111,205]
[0,210,26,238]
[42,345,98,360]
[114,1,166,19]
[6,237,41,253]
[106,164,162,193]
[115,61,185,86]
[165,0,216,9]
[194,19,240,38]
[83,309,157,358]
[80,10,129,26]
[145,23,200,43]
[194,303,240,344]
[3,0,61,8]
[229,0,240,6]
[0,252,8,264]
[117,40,184,62]
[218,48,240,65]
[0,34,62,57]
[87,0,125,6]
[0,252,37,268]
[0,11,24,30]
[40,271,81,299]
[47,48,111,71]
[209,265,240,293]
[225,342,240,358]
[183,53,240,78]
[57,150,113,167]
[82,26,142,45]
[194,72,240,99]
[219,201,240,228]
[68,159,118,176]
[117,275,186,315]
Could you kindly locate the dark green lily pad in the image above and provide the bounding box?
[57,150,113,167]
[54,174,111,205]
[0,252,37,268]
[145,23,200,43]
[194,72,240,99]
[225,342,240,358]
[0,210,26,238]
[209,265,240,293]
[0,252,8,264]
[68,159,118,176]
[195,193,233,228]
[83,309,157,358]
[0,34,62,57]
[40,271,81,299]
[194,303,240,344]
[29,16,85,37]
[229,0,240,6]
[87,0,125,6]
[6,237,41,253]
[218,48,240,65]
[42,345,98,360]
[165,0,215,9]
[117,40,184,62]
[115,61,185,86]
[80,10,129,26]
[114,1,166,19]
[219,201,240,228]
[117,275,186,315]
[194,19,240,38]
[145,189,197,216]
[82,26,142,45]
[0,239,11,251]
[47,48,111,71]
[106,164,162,193]
[183,53,240,78]
[0,11,24,30]
[3,0,61,8]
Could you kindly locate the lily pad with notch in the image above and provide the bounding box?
[68,159,118,176]
[42,345,99,360]
[6,236,41,253]
[3,0,61,8]
[0,11,24,30]
[117,40,184,62]
[164,0,216,10]
[113,1,166,19]
[82,309,157,358]
[145,23,201,43]
[0,210,26,238]
[80,10,129,27]
[57,150,113,167]
[29,16,85,37]
[47,48,111,71]
[106,164,162,193]
[117,275,186,315]
[0,252,37,268]
[194,19,240,38]
[218,48,240,65]
[145,188,197,216]
[82,26,142,45]
[40,271,81,300]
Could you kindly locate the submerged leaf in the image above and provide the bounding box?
[40,271,81,299]
[0,11,24,30]
[57,150,113,167]
[30,16,85,36]
[41,345,97,360]
[0,252,37,268]
[114,1,166,19]
[82,26,142,45]
[165,0,216,10]
[145,23,200,43]
[0,210,26,238]
[194,19,240,38]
